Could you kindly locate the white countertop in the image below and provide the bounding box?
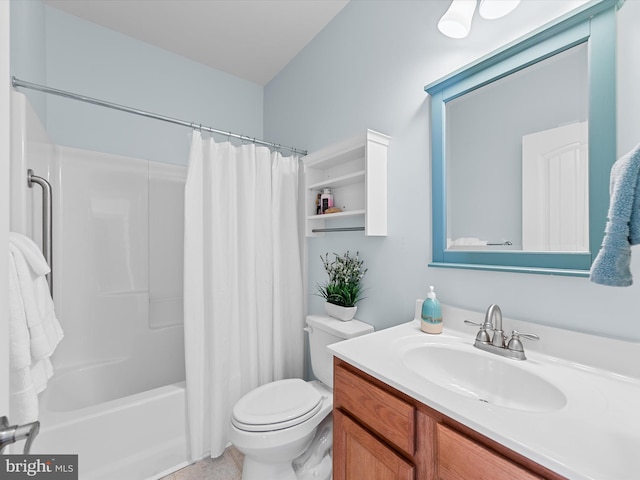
[328,304,640,480]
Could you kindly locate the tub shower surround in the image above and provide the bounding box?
[11,93,189,479]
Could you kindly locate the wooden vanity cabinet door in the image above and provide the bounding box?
[437,424,544,480]
[334,360,415,455]
[334,409,414,480]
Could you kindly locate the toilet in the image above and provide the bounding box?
[229,314,374,480]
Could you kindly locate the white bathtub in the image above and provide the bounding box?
[34,366,189,480]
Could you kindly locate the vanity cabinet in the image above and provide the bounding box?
[333,358,564,480]
[302,129,389,237]
[334,411,414,480]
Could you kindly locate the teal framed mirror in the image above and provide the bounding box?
[425,0,621,276]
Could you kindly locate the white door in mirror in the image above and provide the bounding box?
[522,121,589,252]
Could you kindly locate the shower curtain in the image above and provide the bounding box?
[183,131,304,459]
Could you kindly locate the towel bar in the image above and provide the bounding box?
[311,227,365,233]
[27,169,52,295]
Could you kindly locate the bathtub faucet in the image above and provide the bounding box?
[0,416,40,454]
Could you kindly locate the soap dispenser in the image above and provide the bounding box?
[421,286,443,334]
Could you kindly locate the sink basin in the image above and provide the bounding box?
[403,344,567,412]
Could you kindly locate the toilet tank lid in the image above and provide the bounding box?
[306,315,374,339]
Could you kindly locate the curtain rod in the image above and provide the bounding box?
[11,76,308,156]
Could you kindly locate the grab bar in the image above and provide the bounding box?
[27,169,52,295]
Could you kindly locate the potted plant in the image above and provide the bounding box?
[317,251,367,321]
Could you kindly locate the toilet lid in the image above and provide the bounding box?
[232,379,323,432]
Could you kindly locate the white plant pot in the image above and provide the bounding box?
[324,302,357,321]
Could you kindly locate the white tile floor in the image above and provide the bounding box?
[161,446,243,480]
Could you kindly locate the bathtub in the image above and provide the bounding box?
[34,361,189,480]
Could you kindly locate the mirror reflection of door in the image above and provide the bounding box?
[522,122,589,252]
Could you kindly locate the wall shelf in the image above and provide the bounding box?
[303,129,389,236]
[306,209,366,221]
[307,170,366,191]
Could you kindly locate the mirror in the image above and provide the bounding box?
[426,0,618,276]
[447,43,588,252]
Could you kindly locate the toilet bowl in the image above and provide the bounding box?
[230,380,332,480]
[229,315,374,480]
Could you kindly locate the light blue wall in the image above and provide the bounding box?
[265,0,640,341]
[10,0,47,121]
[11,2,264,166]
[12,0,640,340]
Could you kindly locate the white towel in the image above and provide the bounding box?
[8,232,63,424]
[448,237,488,247]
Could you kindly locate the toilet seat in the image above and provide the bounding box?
[232,379,323,432]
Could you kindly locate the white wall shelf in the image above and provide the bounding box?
[303,129,389,236]
[307,170,366,191]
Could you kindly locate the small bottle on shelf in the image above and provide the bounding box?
[320,188,334,214]
[315,193,322,215]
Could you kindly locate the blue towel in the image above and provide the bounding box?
[590,144,640,286]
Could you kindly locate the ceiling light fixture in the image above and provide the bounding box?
[438,0,520,39]
[437,0,477,39]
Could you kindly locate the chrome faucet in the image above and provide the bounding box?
[0,416,40,454]
[464,304,539,360]
[486,304,505,347]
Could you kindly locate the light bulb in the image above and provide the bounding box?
[437,0,477,39]
[478,0,520,20]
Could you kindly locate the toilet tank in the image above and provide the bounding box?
[306,315,374,388]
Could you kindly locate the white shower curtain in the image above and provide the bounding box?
[184,131,304,459]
